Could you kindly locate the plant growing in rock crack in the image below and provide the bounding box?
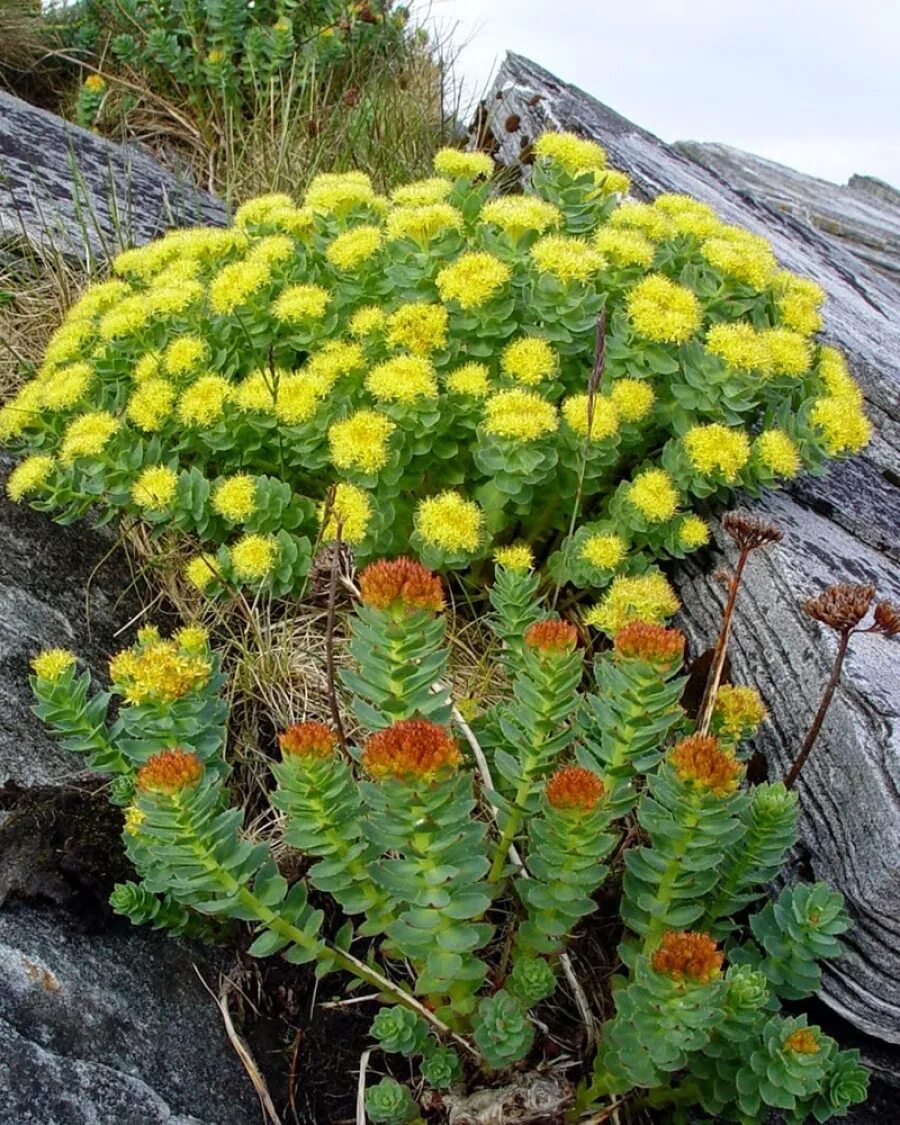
[3,131,872,611]
[30,553,872,1123]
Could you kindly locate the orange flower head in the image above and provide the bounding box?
[546,766,606,812]
[137,748,203,794]
[362,719,461,781]
[783,1028,820,1055]
[279,722,337,759]
[670,734,743,796]
[651,931,723,983]
[524,619,579,654]
[613,621,685,667]
[358,557,444,614]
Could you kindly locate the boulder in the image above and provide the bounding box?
[0,90,225,263]
[482,53,900,1046]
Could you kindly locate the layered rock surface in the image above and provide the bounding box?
[484,53,900,1046]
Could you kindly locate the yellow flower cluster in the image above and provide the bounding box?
[7,454,54,502]
[433,147,495,180]
[230,534,279,581]
[627,274,702,344]
[483,390,558,441]
[386,203,462,243]
[809,397,871,455]
[446,363,490,397]
[365,355,438,404]
[609,379,655,422]
[626,468,679,522]
[386,303,448,355]
[754,430,801,477]
[435,252,510,309]
[212,475,256,521]
[415,491,483,552]
[109,635,212,705]
[329,410,395,472]
[533,132,606,176]
[678,515,710,549]
[580,532,627,570]
[326,225,382,269]
[585,571,680,634]
[683,424,751,482]
[60,411,118,464]
[305,170,376,215]
[593,227,655,268]
[273,284,331,323]
[132,465,178,510]
[390,177,452,207]
[700,229,777,289]
[480,195,561,238]
[31,648,76,682]
[184,553,220,592]
[501,337,556,385]
[530,235,605,282]
[562,395,619,441]
[714,684,768,737]
[493,543,534,570]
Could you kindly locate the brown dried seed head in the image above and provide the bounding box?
[803,582,875,633]
[873,600,900,637]
[722,509,783,552]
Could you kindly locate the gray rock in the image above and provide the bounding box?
[483,53,900,1044]
[0,904,258,1125]
[0,90,226,263]
[673,140,900,284]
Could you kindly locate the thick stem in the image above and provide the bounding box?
[784,631,851,789]
[697,550,749,735]
[639,810,699,955]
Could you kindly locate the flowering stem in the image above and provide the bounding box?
[784,631,851,789]
[323,498,347,753]
[697,549,749,735]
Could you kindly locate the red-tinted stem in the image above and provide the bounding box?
[698,549,749,734]
[784,630,851,789]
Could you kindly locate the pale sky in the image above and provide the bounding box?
[420,0,900,189]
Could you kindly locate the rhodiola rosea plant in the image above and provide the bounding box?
[3,130,871,604]
[29,553,880,1124]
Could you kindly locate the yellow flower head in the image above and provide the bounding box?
[230,534,278,581]
[41,362,93,411]
[133,351,163,383]
[304,170,376,215]
[714,684,768,738]
[810,397,871,455]
[325,225,383,270]
[494,543,534,571]
[273,284,330,323]
[319,482,371,544]
[627,274,701,344]
[609,378,655,422]
[653,194,722,239]
[501,336,556,385]
[0,383,44,440]
[349,305,387,338]
[98,295,151,340]
[592,168,630,195]
[146,280,204,316]
[479,195,561,239]
[433,147,495,180]
[678,515,710,549]
[683,424,751,482]
[593,227,655,268]
[247,234,295,268]
[306,340,365,387]
[234,370,277,413]
[7,454,54,502]
[132,465,178,510]
[43,318,95,366]
[209,258,270,314]
[626,468,679,522]
[390,177,453,207]
[530,234,605,282]
[365,355,438,404]
[164,335,207,376]
[701,232,777,289]
[234,193,294,228]
[705,322,770,372]
[185,552,220,592]
[609,200,671,241]
[580,532,627,570]
[31,647,77,681]
[127,378,177,432]
[585,571,680,634]
[483,389,558,441]
[415,491,483,553]
[774,272,825,335]
[817,347,862,404]
[84,74,105,93]
[761,328,812,376]
[533,131,606,175]
[174,624,210,652]
[177,375,231,427]
[385,203,463,243]
[436,252,511,309]
[562,394,619,441]
[386,303,448,355]
[60,411,118,464]
[274,373,328,425]
[112,639,212,705]
[754,429,801,477]
[446,362,490,397]
[123,805,145,836]
[265,205,315,238]
[212,475,256,522]
[329,409,396,473]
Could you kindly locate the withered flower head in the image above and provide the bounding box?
[872,600,900,638]
[362,719,461,781]
[651,931,723,983]
[722,509,783,553]
[546,765,606,812]
[783,1028,820,1055]
[669,734,743,796]
[613,621,685,667]
[524,619,579,654]
[279,722,337,759]
[803,582,875,633]
[358,557,444,614]
[137,748,203,794]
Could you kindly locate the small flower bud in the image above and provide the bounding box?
[546,766,605,812]
[31,648,76,682]
[358,557,444,613]
[524,619,578,654]
[278,722,337,759]
[613,621,685,667]
[783,1028,820,1055]
[136,748,203,794]
[669,734,743,796]
[651,931,723,983]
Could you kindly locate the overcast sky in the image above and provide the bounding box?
[420,0,900,189]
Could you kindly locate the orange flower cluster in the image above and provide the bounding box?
[279,721,337,759]
[651,930,724,984]
[362,719,461,781]
[613,621,685,666]
[546,765,605,812]
[136,748,203,794]
[358,556,444,613]
[670,734,742,796]
[524,619,579,654]
[783,1028,820,1055]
